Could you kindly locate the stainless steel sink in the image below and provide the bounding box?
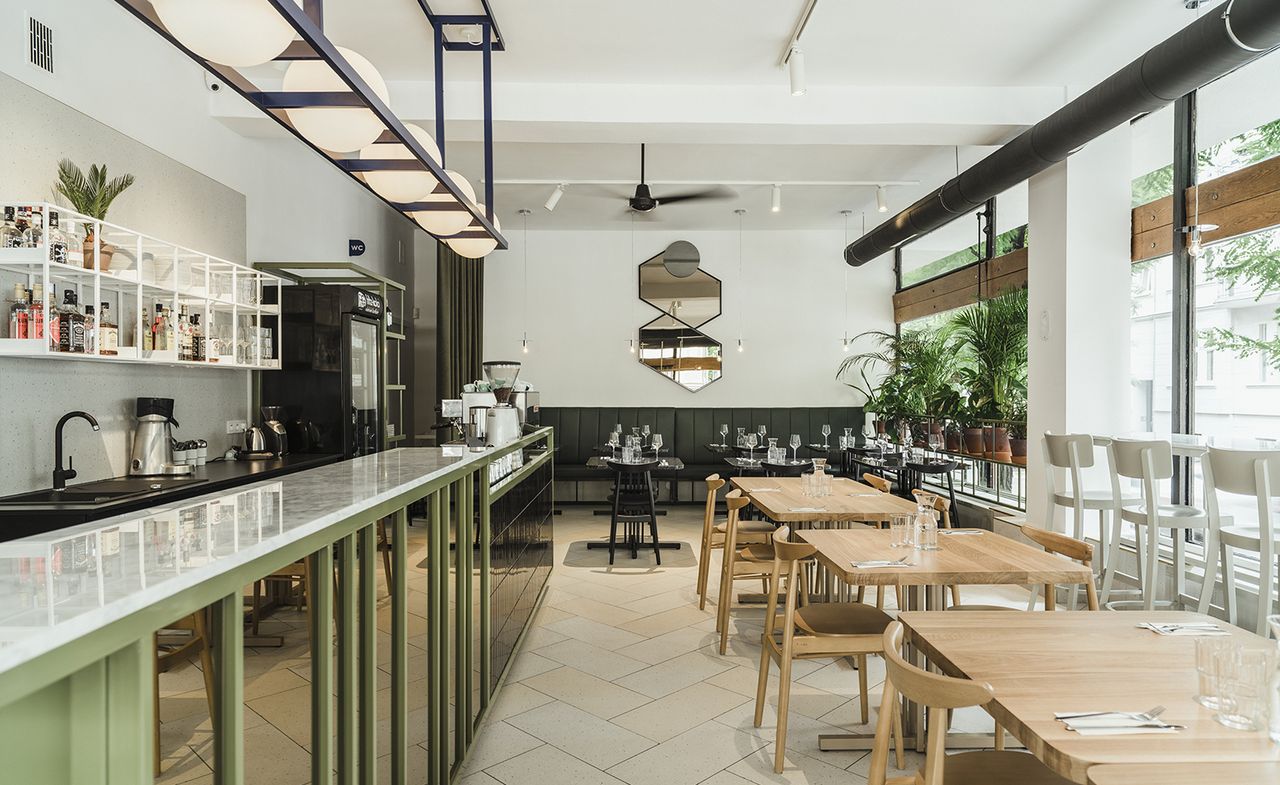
[0,477,207,507]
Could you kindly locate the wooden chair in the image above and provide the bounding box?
[755,527,899,774]
[716,490,776,654]
[252,558,310,636]
[697,475,773,611]
[1022,524,1100,611]
[863,473,891,494]
[913,489,961,607]
[869,621,1074,785]
[154,610,215,775]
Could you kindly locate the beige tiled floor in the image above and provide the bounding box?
[156,505,1033,785]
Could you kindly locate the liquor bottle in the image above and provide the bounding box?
[58,290,85,353]
[153,303,166,351]
[30,284,44,340]
[0,207,20,248]
[99,302,117,356]
[47,210,68,265]
[191,313,204,361]
[179,306,193,361]
[48,292,60,351]
[8,283,28,339]
[164,306,175,352]
[83,304,97,354]
[9,208,30,248]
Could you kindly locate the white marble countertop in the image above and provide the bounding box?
[0,446,504,675]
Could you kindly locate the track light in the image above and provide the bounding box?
[544,183,565,212]
[876,185,888,213]
[788,48,806,96]
[771,184,782,213]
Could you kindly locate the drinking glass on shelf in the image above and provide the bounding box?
[641,424,651,445]
[821,424,831,448]
[651,433,663,458]
[745,432,758,463]
[1195,638,1234,711]
[890,513,913,548]
[790,434,801,461]
[719,423,729,446]
[915,510,940,551]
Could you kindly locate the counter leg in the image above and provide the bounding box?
[391,509,408,785]
[310,545,335,785]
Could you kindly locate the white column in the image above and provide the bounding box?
[1026,124,1133,529]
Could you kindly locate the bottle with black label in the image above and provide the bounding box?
[58,289,85,353]
[191,313,204,361]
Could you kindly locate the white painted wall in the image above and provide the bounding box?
[482,228,895,407]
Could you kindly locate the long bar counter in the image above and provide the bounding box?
[0,427,555,785]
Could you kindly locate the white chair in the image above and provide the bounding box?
[1101,438,1211,609]
[1197,447,1280,636]
[1039,433,1136,608]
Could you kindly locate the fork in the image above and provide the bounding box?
[1056,705,1166,722]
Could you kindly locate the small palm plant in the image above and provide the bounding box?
[54,159,134,269]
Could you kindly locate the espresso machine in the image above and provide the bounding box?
[129,397,193,476]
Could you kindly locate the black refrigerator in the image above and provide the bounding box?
[261,284,383,458]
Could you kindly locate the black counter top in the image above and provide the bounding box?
[0,452,343,540]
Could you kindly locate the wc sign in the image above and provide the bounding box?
[349,239,366,257]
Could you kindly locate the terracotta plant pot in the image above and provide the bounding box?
[962,428,985,455]
[984,426,1013,462]
[875,420,887,435]
[1010,437,1028,466]
[945,431,962,452]
[82,235,114,271]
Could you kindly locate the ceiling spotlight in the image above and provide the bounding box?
[544,183,565,212]
[788,48,806,96]
[876,185,889,213]
[771,184,782,213]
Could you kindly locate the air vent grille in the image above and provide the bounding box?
[28,17,53,74]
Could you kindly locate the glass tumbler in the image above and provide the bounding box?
[889,513,913,548]
[1216,648,1277,732]
[1195,638,1234,711]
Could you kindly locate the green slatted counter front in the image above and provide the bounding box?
[0,428,555,785]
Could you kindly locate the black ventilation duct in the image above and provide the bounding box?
[845,0,1280,266]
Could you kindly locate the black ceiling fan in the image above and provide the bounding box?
[614,144,735,213]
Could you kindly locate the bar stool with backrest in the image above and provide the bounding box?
[717,490,777,654]
[755,527,900,774]
[603,459,662,564]
[1197,447,1280,636]
[697,475,773,610]
[1101,438,1212,609]
[1043,433,1137,579]
[868,621,1075,785]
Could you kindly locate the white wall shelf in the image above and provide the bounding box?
[0,202,283,370]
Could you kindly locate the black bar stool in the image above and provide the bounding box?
[762,461,808,478]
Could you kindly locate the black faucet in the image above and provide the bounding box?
[53,411,100,491]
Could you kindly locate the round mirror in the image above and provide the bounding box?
[661,240,700,278]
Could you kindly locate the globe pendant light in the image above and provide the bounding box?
[411,170,477,237]
[359,123,442,203]
[151,0,297,68]
[445,204,500,258]
[283,46,390,153]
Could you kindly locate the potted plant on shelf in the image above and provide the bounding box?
[54,159,135,271]
[949,289,1027,462]
[1008,394,1029,465]
[836,324,964,441]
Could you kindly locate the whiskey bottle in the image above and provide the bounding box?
[30,284,44,340]
[83,304,97,354]
[99,302,118,356]
[58,290,85,353]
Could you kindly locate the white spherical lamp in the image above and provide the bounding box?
[445,205,500,259]
[410,171,477,237]
[283,46,390,153]
[151,0,297,67]
[359,123,441,203]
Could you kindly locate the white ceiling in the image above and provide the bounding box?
[219,0,1213,232]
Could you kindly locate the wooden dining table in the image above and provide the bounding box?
[900,610,1280,784]
[1086,762,1280,785]
[796,526,1096,754]
[730,476,917,523]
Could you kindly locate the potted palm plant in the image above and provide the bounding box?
[950,289,1028,461]
[837,324,964,438]
[54,159,135,270]
[1008,394,1029,465]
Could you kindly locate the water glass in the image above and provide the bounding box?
[819,471,831,497]
[1269,615,1280,742]
[890,513,913,548]
[916,511,940,551]
[719,424,729,446]
[801,472,814,497]
[1195,638,1234,711]
[1216,648,1277,732]
[651,433,663,456]
[821,424,831,448]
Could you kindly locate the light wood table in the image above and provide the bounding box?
[1087,762,1280,785]
[797,527,1096,755]
[900,610,1280,784]
[731,476,916,523]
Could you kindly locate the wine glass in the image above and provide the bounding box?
[719,423,729,447]
[641,424,651,445]
[607,431,620,458]
[927,432,943,454]
[821,424,831,448]
[745,432,758,463]
[652,433,664,459]
[789,434,801,462]
[757,425,767,449]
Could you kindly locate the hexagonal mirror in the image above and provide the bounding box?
[638,242,721,329]
[637,314,722,392]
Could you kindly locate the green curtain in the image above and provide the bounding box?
[437,242,484,404]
